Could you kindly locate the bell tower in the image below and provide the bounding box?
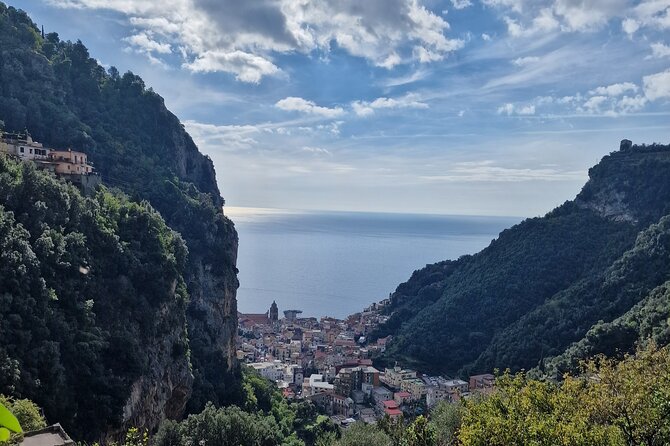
[269,300,278,322]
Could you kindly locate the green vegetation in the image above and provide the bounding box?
[0,156,189,440]
[0,2,240,419]
[0,396,45,443]
[373,143,670,376]
[151,369,337,446]
[318,344,670,446]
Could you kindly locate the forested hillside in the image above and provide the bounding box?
[0,157,191,439]
[0,2,239,439]
[374,142,670,376]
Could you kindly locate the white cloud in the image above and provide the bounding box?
[512,56,539,66]
[622,17,640,35]
[492,0,629,36]
[421,160,584,182]
[275,97,345,118]
[497,103,535,115]
[123,32,172,54]
[451,0,473,9]
[588,82,638,96]
[53,0,465,82]
[553,0,627,32]
[624,0,670,35]
[352,93,429,116]
[184,121,260,150]
[582,95,608,112]
[302,146,332,156]
[184,50,280,83]
[481,33,492,40]
[617,95,648,112]
[650,42,670,58]
[643,69,670,100]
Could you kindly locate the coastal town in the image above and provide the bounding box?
[237,301,496,426]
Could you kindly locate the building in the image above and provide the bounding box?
[1,132,100,193]
[303,374,334,396]
[469,374,495,391]
[394,391,412,406]
[282,364,304,386]
[248,361,283,382]
[284,309,302,321]
[238,312,270,329]
[381,400,402,419]
[444,379,469,395]
[381,366,417,389]
[334,366,380,397]
[372,386,393,406]
[400,378,426,401]
[270,301,279,322]
[20,424,74,446]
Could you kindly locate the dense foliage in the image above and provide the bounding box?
[373,143,670,376]
[151,369,338,446]
[0,156,189,439]
[317,344,670,446]
[0,2,240,416]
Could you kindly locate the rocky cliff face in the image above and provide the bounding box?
[575,141,670,225]
[0,3,240,437]
[120,295,193,438]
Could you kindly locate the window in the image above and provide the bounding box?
[29,148,32,154]
[19,147,24,153]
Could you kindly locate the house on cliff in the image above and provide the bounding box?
[0,131,100,194]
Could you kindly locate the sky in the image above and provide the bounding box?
[17,0,670,217]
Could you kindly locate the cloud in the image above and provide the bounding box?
[352,93,429,116]
[302,146,332,156]
[421,160,584,182]
[53,0,465,82]
[184,120,261,150]
[123,32,172,54]
[512,56,539,66]
[649,42,670,58]
[451,0,473,9]
[497,103,536,115]
[184,50,280,83]
[490,0,630,37]
[588,82,638,96]
[623,0,670,36]
[643,69,670,100]
[481,33,492,40]
[275,97,345,118]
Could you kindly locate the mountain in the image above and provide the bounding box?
[373,141,670,377]
[0,3,239,440]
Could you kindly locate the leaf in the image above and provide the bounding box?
[0,427,10,442]
[0,403,22,433]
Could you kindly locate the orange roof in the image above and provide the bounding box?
[382,400,399,408]
[385,408,402,416]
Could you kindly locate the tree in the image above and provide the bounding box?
[429,402,461,446]
[335,423,391,446]
[403,416,436,446]
[584,343,670,446]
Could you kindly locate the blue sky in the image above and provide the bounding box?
[18,0,670,216]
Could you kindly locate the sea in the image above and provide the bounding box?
[226,207,521,319]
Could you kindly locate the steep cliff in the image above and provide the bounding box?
[373,141,670,376]
[0,157,193,440]
[0,3,239,439]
